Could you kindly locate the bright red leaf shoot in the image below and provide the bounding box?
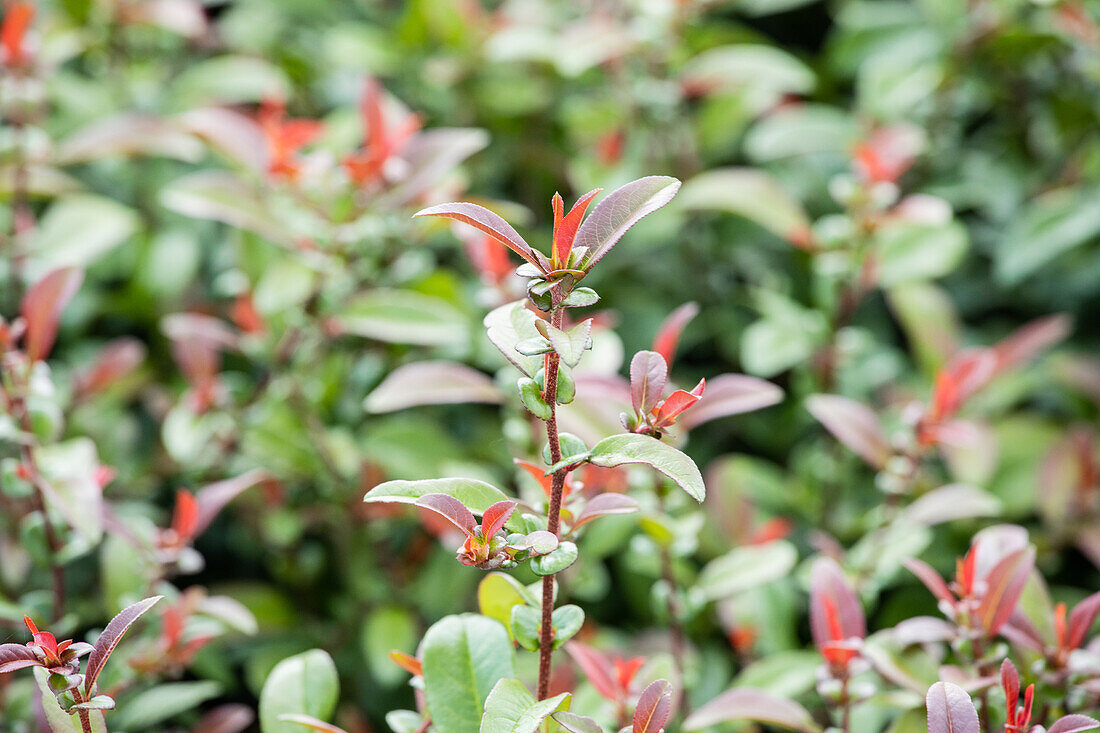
[389,650,422,677]
[343,77,420,186]
[258,98,323,181]
[1002,659,1034,732]
[652,302,699,367]
[551,189,601,269]
[809,558,865,673]
[1,2,34,68]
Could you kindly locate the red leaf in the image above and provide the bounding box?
[677,373,783,431]
[414,201,547,272]
[575,176,681,271]
[85,595,162,694]
[554,189,601,266]
[171,490,200,542]
[0,643,41,673]
[480,499,516,539]
[389,650,422,677]
[652,379,705,428]
[565,642,620,702]
[21,267,84,362]
[1,2,34,66]
[1048,714,1100,733]
[633,679,673,733]
[925,681,980,733]
[976,547,1035,636]
[652,302,699,367]
[572,493,639,530]
[415,494,477,537]
[805,394,891,469]
[515,458,554,499]
[1001,659,1020,725]
[73,338,146,397]
[194,469,267,538]
[994,313,1071,372]
[809,557,865,655]
[630,350,668,416]
[1067,590,1100,650]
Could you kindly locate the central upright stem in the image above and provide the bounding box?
[537,307,566,700]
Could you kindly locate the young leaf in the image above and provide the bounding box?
[0,643,41,673]
[21,266,84,362]
[564,643,619,702]
[1048,715,1100,733]
[1068,590,1100,650]
[976,546,1035,635]
[259,650,339,733]
[364,478,512,516]
[421,614,514,733]
[652,302,699,366]
[576,176,682,270]
[481,500,517,539]
[193,469,267,538]
[809,557,866,650]
[365,361,503,413]
[84,596,162,695]
[631,350,668,416]
[484,300,543,376]
[554,189,601,265]
[416,493,478,536]
[806,394,892,469]
[925,681,979,733]
[414,202,547,272]
[545,319,593,368]
[684,688,822,732]
[678,374,784,430]
[479,678,570,733]
[633,679,673,733]
[589,434,705,502]
[553,711,604,733]
[903,558,954,604]
[572,493,639,530]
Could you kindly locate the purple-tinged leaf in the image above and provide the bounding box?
[1068,590,1100,650]
[925,681,980,733]
[902,484,1000,526]
[806,394,891,469]
[177,108,268,175]
[481,500,517,539]
[678,373,784,430]
[21,267,84,362]
[415,494,477,537]
[1048,715,1100,733]
[809,557,866,650]
[972,525,1030,582]
[72,337,147,397]
[1001,610,1047,653]
[379,127,489,208]
[192,704,256,733]
[85,595,162,694]
[576,176,681,271]
[565,642,618,702]
[652,302,699,367]
[893,617,956,646]
[414,201,547,272]
[630,350,668,415]
[976,547,1035,636]
[683,688,822,732]
[634,679,673,733]
[553,711,603,733]
[572,493,639,530]
[194,469,267,538]
[0,643,40,673]
[904,558,954,604]
[364,361,503,413]
[994,313,1072,372]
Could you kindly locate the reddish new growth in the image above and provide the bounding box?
[258,98,323,181]
[343,77,420,186]
[0,617,92,676]
[809,558,866,674]
[1,1,34,68]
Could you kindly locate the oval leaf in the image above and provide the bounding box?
[576,176,681,270]
[259,650,339,733]
[589,434,705,502]
[925,681,979,733]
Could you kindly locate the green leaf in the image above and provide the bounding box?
[258,650,339,733]
[875,222,968,286]
[114,682,220,729]
[744,104,858,161]
[994,187,1100,285]
[333,290,469,346]
[421,614,515,733]
[160,171,292,246]
[681,45,815,97]
[589,434,705,502]
[530,541,579,576]
[518,378,552,420]
[478,573,538,641]
[484,301,543,376]
[170,54,291,108]
[561,288,600,308]
[509,605,540,651]
[361,607,418,686]
[33,667,105,733]
[551,605,585,649]
[696,540,798,601]
[363,478,512,516]
[544,319,592,368]
[479,678,570,733]
[29,195,138,276]
[678,168,810,245]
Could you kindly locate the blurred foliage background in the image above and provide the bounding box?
[2,0,1100,730]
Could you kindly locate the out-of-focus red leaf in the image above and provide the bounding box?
[0,643,40,673]
[414,201,547,272]
[1,2,34,66]
[806,394,891,469]
[194,469,267,538]
[21,266,84,362]
[652,302,699,367]
[925,681,980,733]
[171,490,200,542]
[972,525,1030,582]
[678,373,783,430]
[1048,714,1100,733]
[652,379,705,427]
[565,642,619,702]
[572,493,639,530]
[630,350,668,416]
[809,557,865,655]
[1068,590,1100,650]
[928,349,998,423]
[554,189,601,265]
[85,596,162,694]
[415,494,477,537]
[683,688,821,732]
[480,500,516,539]
[389,650,422,677]
[633,679,673,733]
[258,98,323,180]
[976,547,1035,635]
[994,313,1071,372]
[73,337,146,397]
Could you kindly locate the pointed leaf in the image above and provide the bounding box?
[977,547,1036,635]
[364,478,511,516]
[85,596,162,694]
[417,493,478,536]
[421,614,514,733]
[21,267,84,361]
[652,302,699,366]
[925,681,979,733]
[555,189,601,264]
[678,373,783,430]
[806,394,891,469]
[589,434,705,502]
[576,176,681,270]
[904,558,954,604]
[565,643,618,702]
[415,202,546,271]
[684,688,822,732]
[1068,590,1100,650]
[479,678,570,733]
[630,350,668,415]
[1048,715,1100,733]
[365,361,503,413]
[634,679,673,733]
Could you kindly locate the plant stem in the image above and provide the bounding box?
[537,307,565,701]
[71,689,94,733]
[839,673,852,733]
